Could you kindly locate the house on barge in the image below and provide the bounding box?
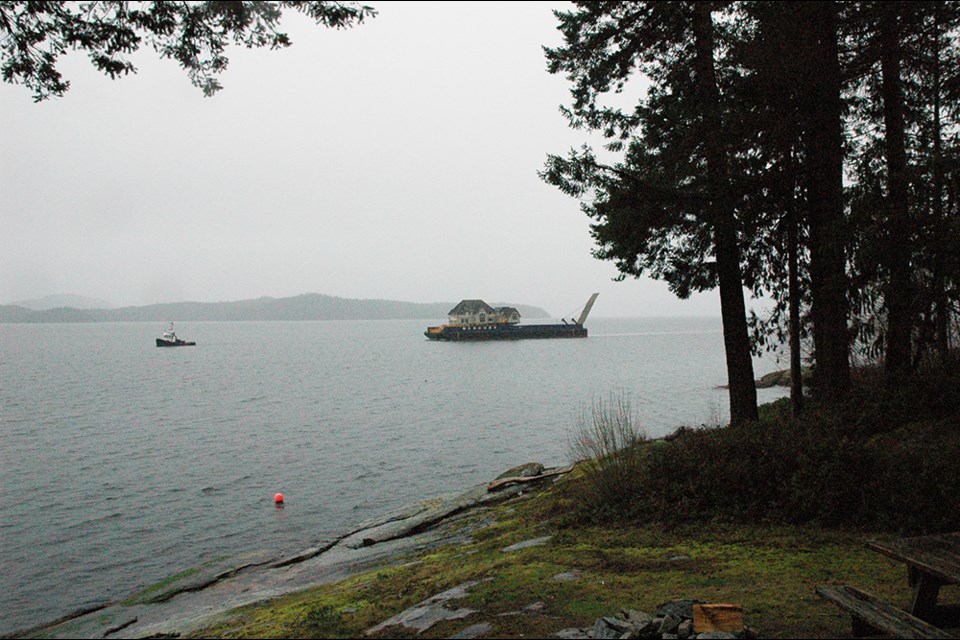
[425,294,598,341]
[446,300,521,326]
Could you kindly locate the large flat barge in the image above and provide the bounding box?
[424,294,598,342]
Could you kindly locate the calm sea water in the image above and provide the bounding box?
[0,318,787,634]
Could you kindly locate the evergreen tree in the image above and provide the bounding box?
[0,1,375,100]
[846,0,960,368]
[727,0,822,415]
[545,1,960,410]
[879,1,915,379]
[543,1,759,424]
[797,1,851,401]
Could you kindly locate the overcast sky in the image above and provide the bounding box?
[0,1,727,317]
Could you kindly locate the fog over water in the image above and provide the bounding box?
[0,1,728,318]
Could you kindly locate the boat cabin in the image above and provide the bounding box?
[448,300,521,326]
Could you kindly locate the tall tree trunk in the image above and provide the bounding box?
[692,3,758,425]
[880,2,914,380]
[931,3,949,357]
[788,180,804,416]
[800,1,850,401]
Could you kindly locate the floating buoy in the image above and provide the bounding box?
[273,493,285,504]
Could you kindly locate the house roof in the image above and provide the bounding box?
[494,306,521,318]
[449,299,496,316]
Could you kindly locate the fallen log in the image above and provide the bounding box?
[486,465,575,492]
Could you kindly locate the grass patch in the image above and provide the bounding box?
[188,485,925,639]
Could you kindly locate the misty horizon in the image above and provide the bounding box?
[1,1,732,320]
[3,290,725,319]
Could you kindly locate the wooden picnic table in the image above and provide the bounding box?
[868,532,960,623]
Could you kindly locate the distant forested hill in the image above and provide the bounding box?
[0,294,550,323]
[11,294,115,310]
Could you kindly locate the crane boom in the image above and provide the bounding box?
[576,293,600,325]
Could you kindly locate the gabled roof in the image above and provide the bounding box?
[449,299,496,316]
[494,306,521,318]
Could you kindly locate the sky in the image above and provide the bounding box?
[0,1,727,318]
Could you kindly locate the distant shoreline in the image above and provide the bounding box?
[0,293,550,324]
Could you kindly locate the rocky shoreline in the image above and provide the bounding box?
[11,463,568,639]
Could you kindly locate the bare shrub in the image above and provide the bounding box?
[568,390,647,508]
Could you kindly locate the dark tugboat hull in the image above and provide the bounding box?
[156,338,196,347]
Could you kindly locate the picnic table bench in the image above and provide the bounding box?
[817,532,960,638]
[867,532,960,622]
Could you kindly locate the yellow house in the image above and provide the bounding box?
[447,300,521,326]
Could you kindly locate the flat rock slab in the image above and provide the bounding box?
[342,483,527,550]
[364,580,484,636]
[501,535,553,552]
[552,571,581,582]
[134,550,278,603]
[449,621,492,638]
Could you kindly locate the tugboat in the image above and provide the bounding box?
[156,322,196,347]
[425,294,599,341]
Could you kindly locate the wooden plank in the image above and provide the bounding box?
[692,604,744,633]
[868,534,960,586]
[816,585,955,639]
[486,465,574,492]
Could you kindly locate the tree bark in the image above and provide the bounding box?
[931,3,949,357]
[788,185,804,416]
[692,3,758,425]
[800,1,850,401]
[880,2,914,380]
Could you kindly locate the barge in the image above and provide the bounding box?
[425,294,598,341]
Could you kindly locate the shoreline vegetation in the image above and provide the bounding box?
[18,360,960,639]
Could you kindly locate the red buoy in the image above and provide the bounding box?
[273,493,284,504]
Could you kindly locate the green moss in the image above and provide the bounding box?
[122,566,201,606]
[121,556,235,607]
[95,611,117,626]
